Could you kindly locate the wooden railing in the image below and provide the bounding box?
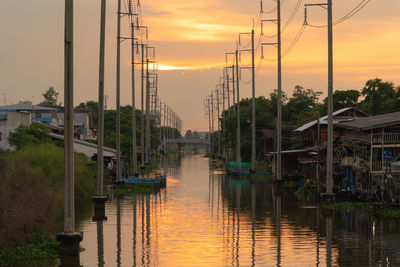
[372,133,400,144]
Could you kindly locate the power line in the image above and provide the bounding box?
[307,0,371,28]
[262,0,303,39]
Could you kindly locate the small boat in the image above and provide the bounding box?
[226,161,251,176]
[124,174,166,187]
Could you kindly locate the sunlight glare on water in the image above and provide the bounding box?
[77,155,400,267]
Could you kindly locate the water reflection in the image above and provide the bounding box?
[76,156,400,266]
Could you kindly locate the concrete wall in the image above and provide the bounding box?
[0,111,31,150]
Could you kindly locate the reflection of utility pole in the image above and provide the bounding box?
[305,0,333,194]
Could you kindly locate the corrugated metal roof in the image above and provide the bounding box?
[48,133,116,158]
[337,111,400,131]
[294,107,368,132]
[0,104,57,111]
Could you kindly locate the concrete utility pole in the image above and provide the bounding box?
[115,0,121,181]
[207,97,212,153]
[211,93,215,155]
[163,103,166,151]
[305,0,333,195]
[232,65,236,106]
[235,49,241,162]
[317,109,321,195]
[59,1,82,250]
[130,19,137,174]
[216,88,221,157]
[63,0,75,235]
[251,29,256,171]
[327,0,333,195]
[141,44,145,166]
[97,0,106,195]
[159,98,162,149]
[277,0,282,181]
[222,81,226,160]
[145,56,151,163]
[92,0,108,221]
[57,15,83,252]
[226,74,230,108]
[166,106,169,151]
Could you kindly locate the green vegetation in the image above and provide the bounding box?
[76,102,181,176]
[323,202,400,219]
[0,124,96,264]
[216,79,400,161]
[295,184,316,202]
[8,122,51,150]
[377,206,400,219]
[0,235,59,266]
[41,86,59,106]
[324,202,373,212]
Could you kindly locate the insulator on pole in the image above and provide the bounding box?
[304,7,308,25]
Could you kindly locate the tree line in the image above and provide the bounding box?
[219,78,400,161]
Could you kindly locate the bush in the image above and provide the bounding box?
[0,143,96,249]
[8,123,51,150]
[295,184,316,202]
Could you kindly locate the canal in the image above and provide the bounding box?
[75,155,400,266]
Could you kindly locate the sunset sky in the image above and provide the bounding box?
[1,0,400,132]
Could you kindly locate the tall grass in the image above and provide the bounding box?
[0,143,96,249]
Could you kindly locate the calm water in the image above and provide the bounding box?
[75,155,400,266]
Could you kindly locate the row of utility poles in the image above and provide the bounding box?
[58,0,182,264]
[204,0,334,195]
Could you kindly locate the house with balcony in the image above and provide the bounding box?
[336,111,400,200]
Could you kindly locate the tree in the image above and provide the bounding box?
[322,90,360,111]
[8,123,51,150]
[41,86,59,106]
[360,78,398,114]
